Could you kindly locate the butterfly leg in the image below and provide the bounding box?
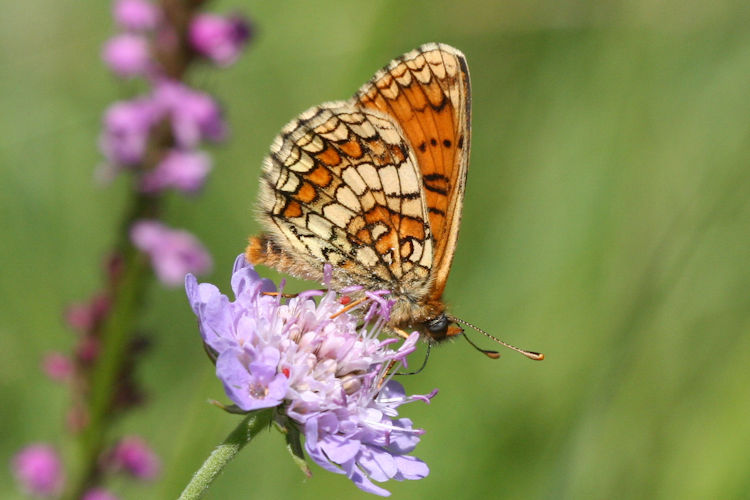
[391,327,411,340]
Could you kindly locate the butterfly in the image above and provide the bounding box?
[247,43,542,359]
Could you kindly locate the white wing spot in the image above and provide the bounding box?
[323,203,354,228]
[356,246,379,267]
[380,165,401,196]
[342,166,369,195]
[357,163,381,190]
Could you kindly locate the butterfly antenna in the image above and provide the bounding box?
[447,316,545,361]
[460,331,502,359]
[396,341,432,376]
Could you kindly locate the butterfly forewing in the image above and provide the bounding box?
[352,43,471,300]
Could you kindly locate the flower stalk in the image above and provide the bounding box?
[65,246,152,499]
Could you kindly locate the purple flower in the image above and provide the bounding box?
[109,436,161,480]
[99,81,225,173]
[41,352,74,382]
[189,13,252,66]
[131,220,212,287]
[11,444,64,497]
[153,81,226,147]
[65,294,111,333]
[102,33,151,78]
[83,488,120,500]
[217,345,289,411]
[140,149,212,194]
[99,97,159,166]
[113,0,160,31]
[185,256,435,496]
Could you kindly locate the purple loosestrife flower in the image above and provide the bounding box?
[185,256,435,496]
[153,81,226,147]
[109,436,161,480]
[113,0,160,31]
[98,82,226,177]
[99,97,159,167]
[189,13,252,66]
[41,352,74,382]
[131,220,212,287]
[102,33,151,78]
[11,444,64,497]
[140,149,212,194]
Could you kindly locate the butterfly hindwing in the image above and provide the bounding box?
[256,101,434,297]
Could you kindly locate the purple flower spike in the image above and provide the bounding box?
[189,13,252,66]
[113,0,160,31]
[110,435,161,480]
[140,149,212,194]
[102,33,151,78]
[11,444,64,497]
[186,255,436,496]
[131,220,212,287]
[83,488,120,500]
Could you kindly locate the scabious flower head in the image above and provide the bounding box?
[140,149,212,194]
[109,435,161,480]
[102,33,151,78]
[185,256,436,496]
[131,220,212,287]
[113,0,160,31]
[11,444,64,497]
[189,13,252,66]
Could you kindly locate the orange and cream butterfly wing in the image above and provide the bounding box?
[251,101,434,299]
[353,43,471,301]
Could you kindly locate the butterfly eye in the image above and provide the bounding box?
[424,314,449,336]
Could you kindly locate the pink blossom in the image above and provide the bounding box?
[113,0,160,31]
[99,97,159,166]
[102,34,151,78]
[189,13,252,66]
[65,294,110,333]
[131,220,212,287]
[153,81,226,147]
[41,352,73,382]
[11,444,64,497]
[140,149,212,194]
[110,436,161,480]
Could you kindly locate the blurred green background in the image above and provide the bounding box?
[2,1,750,498]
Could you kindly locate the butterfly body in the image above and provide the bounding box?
[248,43,471,342]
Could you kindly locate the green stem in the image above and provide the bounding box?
[178,409,274,500]
[63,225,156,499]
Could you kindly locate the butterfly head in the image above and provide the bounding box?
[422,313,463,342]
